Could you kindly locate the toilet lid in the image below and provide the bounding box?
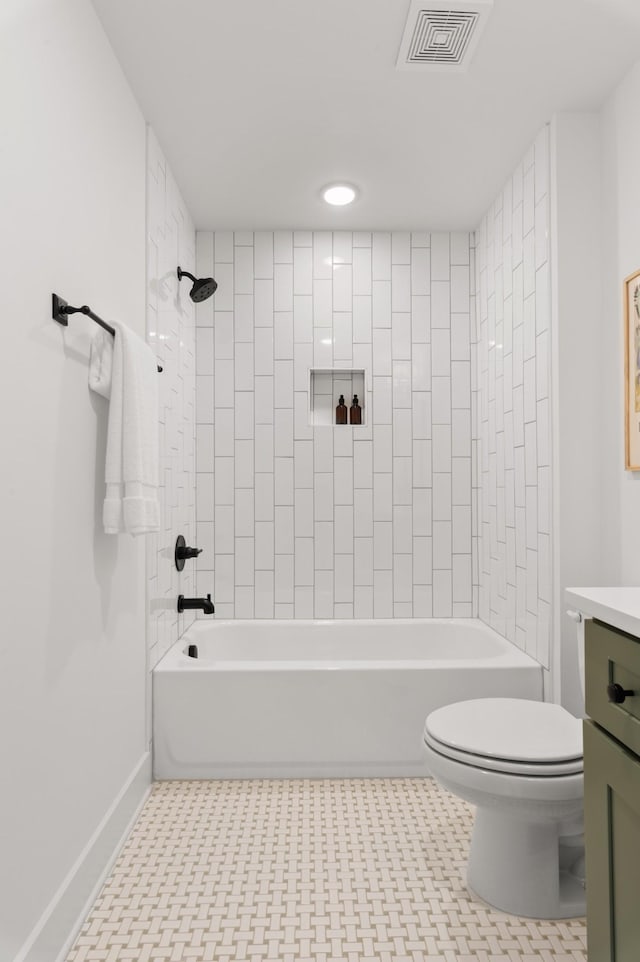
[424,698,583,770]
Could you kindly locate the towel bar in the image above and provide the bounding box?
[52,293,163,372]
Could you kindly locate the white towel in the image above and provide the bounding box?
[92,321,160,536]
[88,328,114,399]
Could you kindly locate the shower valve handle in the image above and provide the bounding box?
[175,535,203,571]
[178,545,202,560]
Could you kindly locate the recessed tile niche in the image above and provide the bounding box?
[309,369,366,426]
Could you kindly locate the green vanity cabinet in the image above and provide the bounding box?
[584,618,640,962]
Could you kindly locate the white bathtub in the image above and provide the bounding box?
[153,619,543,779]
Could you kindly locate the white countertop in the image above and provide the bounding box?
[565,587,640,638]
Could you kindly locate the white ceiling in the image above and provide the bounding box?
[91,0,640,231]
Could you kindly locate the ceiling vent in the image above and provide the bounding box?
[396,0,493,71]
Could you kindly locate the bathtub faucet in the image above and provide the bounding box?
[177,594,215,615]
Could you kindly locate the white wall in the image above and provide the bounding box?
[601,60,640,586]
[0,1,148,958]
[474,128,553,676]
[195,231,475,619]
[145,129,198,671]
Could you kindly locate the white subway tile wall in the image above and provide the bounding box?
[196,231,475,619]
[474,126,552,668]
[146,128,197,667]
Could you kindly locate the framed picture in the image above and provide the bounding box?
[624,268,640,470]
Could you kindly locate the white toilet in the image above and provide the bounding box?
[423,615,586,919]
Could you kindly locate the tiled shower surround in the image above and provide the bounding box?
[195,231,475,620]
[474,127,552,670]
[146,128,198,669]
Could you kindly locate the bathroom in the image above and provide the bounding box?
[4,0,640,958]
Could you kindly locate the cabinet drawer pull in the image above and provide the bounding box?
[606,683,635,704]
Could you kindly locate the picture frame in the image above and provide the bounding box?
[624,268,640,470]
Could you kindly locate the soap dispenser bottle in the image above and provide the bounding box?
[336,395,347,424]
[349,394,362,424]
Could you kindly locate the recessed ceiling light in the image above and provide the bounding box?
[322,183,358,206]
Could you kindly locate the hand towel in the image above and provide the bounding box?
[98,321,160,536]
[88,328,113,399]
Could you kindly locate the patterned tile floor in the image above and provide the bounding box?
[67,779,587,962]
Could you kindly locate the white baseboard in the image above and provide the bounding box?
[13,752,152,962]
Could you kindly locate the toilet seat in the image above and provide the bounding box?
[424,698,583,777]
[424,731,584,776]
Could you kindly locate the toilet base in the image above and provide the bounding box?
[467,809,586,919]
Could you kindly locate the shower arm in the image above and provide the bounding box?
[177,268,197,283]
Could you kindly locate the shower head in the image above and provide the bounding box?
[177,267,218,303]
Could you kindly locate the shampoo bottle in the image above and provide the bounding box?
[349,394,362,424]
[336,395,347,424]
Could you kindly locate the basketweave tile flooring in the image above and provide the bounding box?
[66,779,587,962]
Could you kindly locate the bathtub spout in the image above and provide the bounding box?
[177,594,215,614]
